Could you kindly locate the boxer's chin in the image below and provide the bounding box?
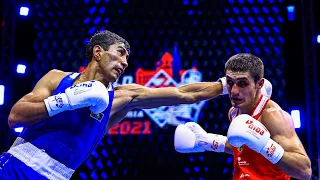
[231,99,244,108]
[108,71,119,82]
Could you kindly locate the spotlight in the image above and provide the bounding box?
[286,5,295,21]
[17,64,26,74]
[0,85,4,105]
[20,7,29,16]
[14,127,24,133]
[291,110,301,128]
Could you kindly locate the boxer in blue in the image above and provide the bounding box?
[1,30,272,179]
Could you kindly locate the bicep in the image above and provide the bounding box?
[107,107,132,132]
[109,85,177,128]
[111,87,137,116]
[263,111,307,155]
[16,69,63,103]
[273,130,307,156]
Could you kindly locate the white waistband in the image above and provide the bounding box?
[8,137,75,180]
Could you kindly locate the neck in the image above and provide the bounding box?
[239,92,262,115]
[75,61,111,86]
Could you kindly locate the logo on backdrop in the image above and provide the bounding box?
[114,49,206,128]
[79,47,207,133]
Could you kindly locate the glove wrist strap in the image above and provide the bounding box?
[218,77,228,95]
[205,133,227,153]
[260,138,284,164]
[44,93,70,117]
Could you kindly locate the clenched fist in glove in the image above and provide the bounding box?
[227,114,284,164]
[44,80,110,116]
[174,122,227,153]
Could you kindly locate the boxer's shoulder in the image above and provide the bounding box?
[260,100,291,128]
[40,69,70,91]
[46,69,69,80]
[264,99,282,113]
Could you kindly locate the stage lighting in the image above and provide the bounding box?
[291,110,301,128]
[286,5,295,21]
[0,85,4,105]
[17,64,26,74]
[14,127,24,133]
[317,35,320,43]
[20,7,29,16]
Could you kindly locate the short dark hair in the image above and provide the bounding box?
[225,53,264,83]
[85,30,131,61]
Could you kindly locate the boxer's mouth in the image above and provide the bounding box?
[231,97,243,102]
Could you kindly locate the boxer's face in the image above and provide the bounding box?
[96,43,129,82]
[225,70,259,109]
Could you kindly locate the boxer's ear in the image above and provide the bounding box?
[256,78,264,89]
[93,45,103,62]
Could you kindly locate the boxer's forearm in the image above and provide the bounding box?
[177,81,223,102]
[276,152,312,180]
[224,141,233,155]
[128,82,223,109]
[8,100,49,128]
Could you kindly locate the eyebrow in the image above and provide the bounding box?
[226,75,249,81]
[117,46,129,59]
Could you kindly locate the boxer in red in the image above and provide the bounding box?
[174,53,312,180]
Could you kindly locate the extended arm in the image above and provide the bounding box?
[107,82,223,129]
[121,81,223,109]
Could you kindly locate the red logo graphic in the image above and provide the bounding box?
[246,120,253,124]
[135,52,197,87]
[95,49,205,134]
[246,120,265,135]
[211,140,219,150]
[266,143,276,157]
